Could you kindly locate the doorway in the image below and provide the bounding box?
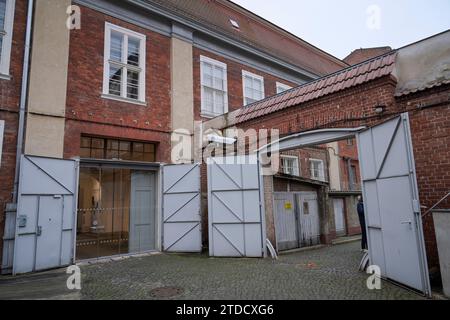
[274,191,320,251]
[333,198,347,237]
[261,114,431,296]
[76,164,157,260]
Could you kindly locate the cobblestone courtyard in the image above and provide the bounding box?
[0,242,425,300]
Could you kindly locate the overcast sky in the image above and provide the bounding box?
[231,0,450,59]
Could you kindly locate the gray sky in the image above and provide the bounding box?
[231,0,450,59]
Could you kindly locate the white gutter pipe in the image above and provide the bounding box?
[12,0,34,203]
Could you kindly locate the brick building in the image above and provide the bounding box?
[0,0,448,296]
[0,0,346,272]
[204,30,450,294]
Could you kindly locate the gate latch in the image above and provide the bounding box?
[36,226,42,236]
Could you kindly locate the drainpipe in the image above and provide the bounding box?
[12,0,34,203]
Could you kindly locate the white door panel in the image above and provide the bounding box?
[357,113,431,296]
[163,164,201,253]
[130,171,156,253]
[208,156,265,257]
[13,156,78,275]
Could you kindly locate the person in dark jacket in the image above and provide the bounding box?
[357,196,368,250]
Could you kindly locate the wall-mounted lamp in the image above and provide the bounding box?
[374,104,386,114]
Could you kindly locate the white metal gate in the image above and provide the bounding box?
[207,155,265,257]
[357,114,431,295]
[13,156,79,274]
[162,164,202,252]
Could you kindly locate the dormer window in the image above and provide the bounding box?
[229,19,240,30]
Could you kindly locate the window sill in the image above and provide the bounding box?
[101,94,147,106]
[201,112,224,119]
[0,73,11,81]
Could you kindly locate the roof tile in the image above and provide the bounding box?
[235,51,397,124]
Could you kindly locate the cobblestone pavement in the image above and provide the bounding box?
[79,242,424,300]
[0,242,425,300]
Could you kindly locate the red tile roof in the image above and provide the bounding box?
[147,0,347,76]
[234,51,398,124]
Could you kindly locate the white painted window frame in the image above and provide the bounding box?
[281,155,300,176]
[200,55,228,118]
[309,158,325,181]
[102,22,146,105]
[276,82,292,94]
[0,0,16,79]
[0,120,4,167]
[242,70,265,106]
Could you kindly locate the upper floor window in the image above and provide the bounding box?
[310,159,325,181]
[0,0,15,78]
[103,23,146,104]
[242,70,264,106]
[276,82,292,94]
[281,155,300,176]
[200,56,228,117]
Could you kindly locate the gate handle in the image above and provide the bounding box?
[401,221,412,225]
[36,226,42,236]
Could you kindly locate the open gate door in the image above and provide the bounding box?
[357,113,431,295]
[13,156,79,275]
[162,164,202,252]
[207,155,266,257]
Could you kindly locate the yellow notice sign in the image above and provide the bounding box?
[285,202,293,210]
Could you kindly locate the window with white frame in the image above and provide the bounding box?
[103,23,146,103]
[310,159,325,181]
[0,0,15,78]
[281,155,300,176]
[276,82,292,94]
[242,70,264,106]
[200,56,228,117]
[0,120,4,167]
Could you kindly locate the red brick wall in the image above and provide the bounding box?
[281,147,329,181]
[397,85,450,269]
[233,76,398,135]
[193,47,299,121]
[64,5,172,161]
[0,0,28,269]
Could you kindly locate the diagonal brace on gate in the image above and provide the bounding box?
[164,193,200,223]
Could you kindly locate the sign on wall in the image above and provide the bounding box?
[0,120,4,167]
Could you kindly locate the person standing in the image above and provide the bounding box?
[357,196,368,250]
